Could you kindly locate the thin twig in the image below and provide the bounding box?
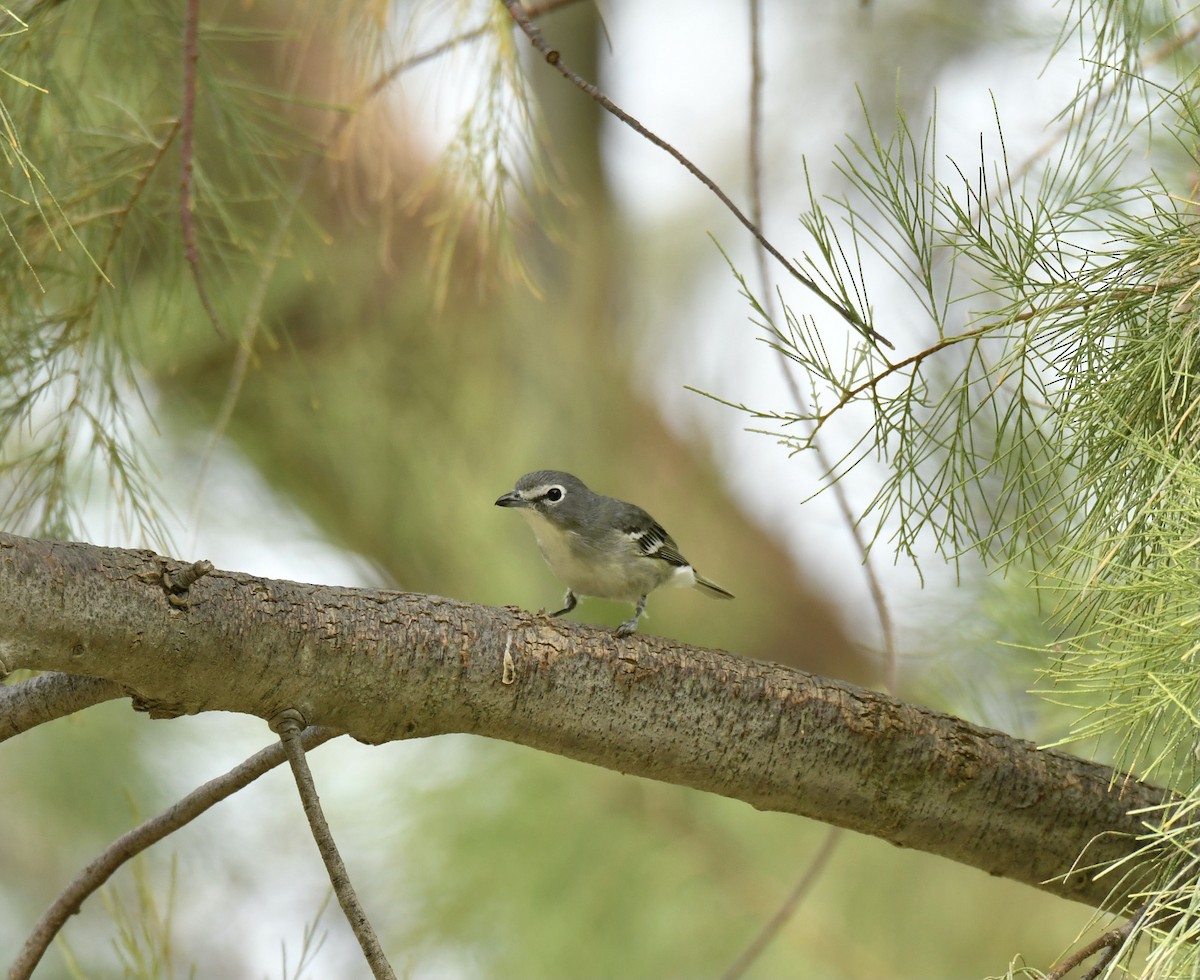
[806,270,1192,441]
[1045,902,1147,980]
[9,726,339,980]
[271,710,395,980]
[747,0,764,242]
[719,826,842,980]
[807,324,990,441]
[742,0,898,693]
[93,120,180,289]
[367,0,581,102]
[716,10,880,978]
[180,0,227,339]
[498,0,893,350]
[1002,22,1200,205]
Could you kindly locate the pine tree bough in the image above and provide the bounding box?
[0,532,1170,911]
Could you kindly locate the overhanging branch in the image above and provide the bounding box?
[0,532,1170,911]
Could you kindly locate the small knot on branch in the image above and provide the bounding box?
[269,708,307,737]
[166,559,214,595]
[138,556,215,609]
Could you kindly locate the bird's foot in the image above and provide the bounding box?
[615,595,647,637]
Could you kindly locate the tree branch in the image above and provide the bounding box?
[0,532,1171,912]
[180,0,227,340]
[10,725,339,980]
[1045,902,1147,980]
[0,672,123,741]
[271,709,396,980]
[497,0,893,350]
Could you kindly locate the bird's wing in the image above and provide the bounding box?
[623,515,690,567]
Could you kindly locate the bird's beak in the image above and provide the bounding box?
[494,490,527,508]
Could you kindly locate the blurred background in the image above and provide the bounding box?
[1,0,1108,976]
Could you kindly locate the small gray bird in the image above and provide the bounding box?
[495,469,733,636]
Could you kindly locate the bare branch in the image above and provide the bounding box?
[719,826,842,980]
[743,0,896,692]
[179,0,227,340]
[497,0,894,350]
[0,672,123,741]
[272,709,396,980]
[1045,902,1147,980]
[0,532,1171,912]
[9,725,338,980]
[735,9,855,971]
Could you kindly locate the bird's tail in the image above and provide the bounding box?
[693,574,734,600]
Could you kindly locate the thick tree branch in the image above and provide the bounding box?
[0,532,1171,912]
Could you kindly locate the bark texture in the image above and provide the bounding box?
[0,532,1170,911]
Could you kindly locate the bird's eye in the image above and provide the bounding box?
[545,486,564,503]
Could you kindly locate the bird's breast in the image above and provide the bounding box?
[518,510,676,601]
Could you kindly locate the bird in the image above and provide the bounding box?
[494,469,733,636]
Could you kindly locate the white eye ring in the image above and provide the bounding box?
[544,486,565,503]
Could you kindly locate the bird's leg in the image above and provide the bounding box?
[550,590,578,617]
[616,595,647,637]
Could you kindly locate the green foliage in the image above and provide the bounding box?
[0,0,563,545]
[0,2,382,543]
[14,0,1200,976]
[56,854,189,980]
[279,891,331,980]
[403,3,568,310]
[715,1,1200,974]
